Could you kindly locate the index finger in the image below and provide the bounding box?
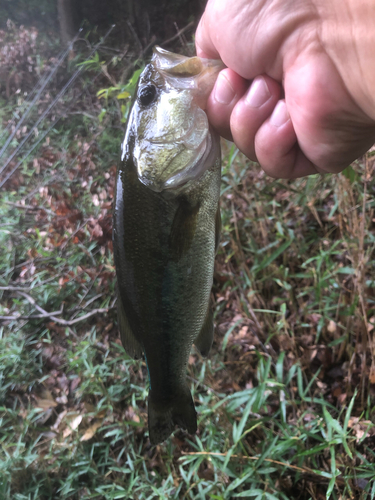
[195,11,220,59]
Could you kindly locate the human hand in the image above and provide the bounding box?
[196,0,375,178]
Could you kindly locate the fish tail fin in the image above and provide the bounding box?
[148,385,197,445]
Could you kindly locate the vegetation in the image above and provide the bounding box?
[0,22,375,500]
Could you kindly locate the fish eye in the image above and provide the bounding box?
[138,84,157,107]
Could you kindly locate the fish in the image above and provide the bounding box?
[113,46,224,445]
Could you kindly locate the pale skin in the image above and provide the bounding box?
[195,0,375,179]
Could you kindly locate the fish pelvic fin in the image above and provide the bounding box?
[194,302,214,357]
[117,295,143,360]
[148,385,197,445]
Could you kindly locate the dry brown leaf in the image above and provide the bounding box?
[84,402,96,413]
[63,414,83,438]
[327,320,337,334]
[80,420,103,441]
[347,417,375,442]
[97,410,106,419]
[125,406,140,423]
[52,409,68,431]
[35,388,58,410]
[347,417,360,428]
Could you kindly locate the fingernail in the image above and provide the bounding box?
[214,73,235,105]
[270,101,290,127]
[246,76,271,108]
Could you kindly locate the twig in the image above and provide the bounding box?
[5,201,55,216]
[4,291,115,326]
[0,276,60,292]
[0,285,37,292]
[47,306,115,326]
[126,20,143,57]
[81,292,105,310]
[0,309,63,321]
[0,29,82,162]
[0,257,56,281]
[186,375,223,398]
[60,219,89,251]
[0,25,115,187]
[162,21,194,47]
[0,72,101,190]
[78,273,102,304]
[173,22,191,55]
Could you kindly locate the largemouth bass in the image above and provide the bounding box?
[113,47,223,445]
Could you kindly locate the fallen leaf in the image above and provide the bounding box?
[52,409,68,431]
[347,417,375,442]
[327,320,337,333]
[84,402,96,413]
[96,409,107,419]
[63,414,83,438]
[80,420,103,441]
[125,406,140,423]
[56,394,68,405]
[35,388,58,410]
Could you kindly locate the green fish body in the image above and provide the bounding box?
[113,47,223,444]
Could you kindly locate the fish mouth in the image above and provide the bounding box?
[152,46,225,98]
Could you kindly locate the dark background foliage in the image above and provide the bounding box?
[0,0,205,45]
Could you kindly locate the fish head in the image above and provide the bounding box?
[123,46,224,192]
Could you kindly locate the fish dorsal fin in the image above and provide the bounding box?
[168,199,200,261]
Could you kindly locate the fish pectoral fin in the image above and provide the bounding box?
[194,303,214,357]
[117,297,143,360]
[148,385,197,445]
[169,199,200,261]
[215,202,221,254]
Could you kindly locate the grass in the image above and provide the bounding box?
[0,25,375,500]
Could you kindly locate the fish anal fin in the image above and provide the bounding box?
[117,296,143,360]
[194,303,214,357]
[148,384,197,445]
[169,199,200,261]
